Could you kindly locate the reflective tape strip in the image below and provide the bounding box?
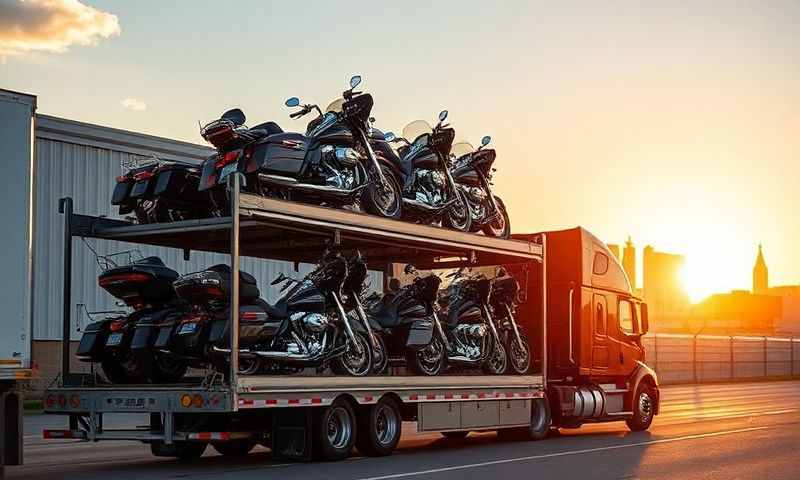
[43,430,86,440]
[238,397,329,409]
[237,390,543,409]
[188,432,231,441]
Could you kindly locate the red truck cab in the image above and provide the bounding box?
[515,227,659,431]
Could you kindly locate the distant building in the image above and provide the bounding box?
[643,245,689,331]
[607,243,620,260]
[622,236,636,290]
[691,290,781,335]
[753,244,769,295]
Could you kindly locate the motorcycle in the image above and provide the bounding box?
[383,111,471,231]
[489,268,531,374]
[341,252,388,374]
[449,136,511,238]
[364,265,447,376]
[434,267,507,374]
[111,158,210,224]
[75,254,189,383]
[198,75,404,220]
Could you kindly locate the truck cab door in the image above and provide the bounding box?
[591,294,610,374]
[604,297,643,378]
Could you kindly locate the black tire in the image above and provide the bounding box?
[482,337,508,375]
[405,337,446,376]
[527,398,551,440]
[150,440,207,460]
[101,353,146,384]
[482,196,511,238]
[506,333,531,375]
[313,399,357,461]
[212,439,257,457]
[356,398,402,457]
[626,383,656,432]
[148,354,188,384]
[363,166,403,219]
[371,333,389,375]
[441,431,469,439]
[442,188,472,232]
[331,332,373,377]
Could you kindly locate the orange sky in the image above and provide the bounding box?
[2,1,798,300]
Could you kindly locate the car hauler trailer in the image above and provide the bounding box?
[42,176,659,461]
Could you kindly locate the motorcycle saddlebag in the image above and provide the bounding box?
[405,318,435,348]
[98,257,179,305]
[76,320,112,358]
[248,132,306,176]
[131,307,182,351]
[208,302,281,347]
[153,163,201,200]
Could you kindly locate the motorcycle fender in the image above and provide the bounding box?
[406,319,434,348]
[76,320,112,358]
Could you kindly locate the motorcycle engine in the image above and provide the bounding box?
[291,312,330,333]
[411,169,447,206]
[318,145,363,190]
[452,323,488,360]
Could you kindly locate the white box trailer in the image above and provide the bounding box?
[0,89,35,469]
[42,178,551,461]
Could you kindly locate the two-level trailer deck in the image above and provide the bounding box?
[43,176,549,461]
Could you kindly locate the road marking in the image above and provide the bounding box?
[354,426,770,480]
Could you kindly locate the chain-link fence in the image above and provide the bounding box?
[642,334,800,384]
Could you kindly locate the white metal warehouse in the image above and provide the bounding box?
[0,88,381,390]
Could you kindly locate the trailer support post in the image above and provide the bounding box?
[227,174,242,410]
[58,198,73,384]
[541,234,547,386]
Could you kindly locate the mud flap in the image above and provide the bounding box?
[0,386,23,466]
[272,407,312,462]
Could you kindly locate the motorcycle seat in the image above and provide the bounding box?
[262,298,288,319]
[249,121,283,138]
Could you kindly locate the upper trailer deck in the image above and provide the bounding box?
[65,193,542,268]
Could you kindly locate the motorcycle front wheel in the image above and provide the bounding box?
[406,337,446,376]
[363,166,403,219]
[371,333,389,375]
[442,188,472,232]
[483,196,511,238]
[506,333,531,375]
[482,337,508,375]
[331,332,373,376]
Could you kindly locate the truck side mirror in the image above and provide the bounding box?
[640,303,649,335]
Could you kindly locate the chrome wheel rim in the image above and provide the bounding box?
[375,404,399,446]
[327,406,353,449]
[418,339,444,375]
[487,342,507,374]
[342,335,371,375]
[372,173,401,216]
[509,338,530,373]
[447,193,470,231]
[639,391,653,422]
[487,208,507,236]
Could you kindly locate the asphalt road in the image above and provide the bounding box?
[8,380,800,480]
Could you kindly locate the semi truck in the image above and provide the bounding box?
[39,177,658,461]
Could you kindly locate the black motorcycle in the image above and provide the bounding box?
[76,255,188,384]
[198,75,404,220]
[383,111,471,231]
[434,267,507,374]
[111,159,209,224]
[489,268,531,374]
[364,265,447,376]
[450,136,511,238]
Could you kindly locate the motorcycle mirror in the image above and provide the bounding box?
[384,132,396,142]
[481,135,491,147]
[439,110,448,122]
[349,75,362,89]
[285,97,301,108]
[221,108,246,126]
[403,264,416,275]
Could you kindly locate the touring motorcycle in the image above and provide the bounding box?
[490,268,531,374]
[450,136,511,237]
[198,75,404,220]
[383,111,471,231]
[76,254,188,383]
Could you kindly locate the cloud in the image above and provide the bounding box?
[120,98,146,111]
[0,0,120,58]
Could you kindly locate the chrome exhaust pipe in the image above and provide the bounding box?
[402,198,456,213]
[258,174,367,195]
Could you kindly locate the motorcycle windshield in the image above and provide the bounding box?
[402,120,433,146]
[325,98,344,113]
[451,142,474,160]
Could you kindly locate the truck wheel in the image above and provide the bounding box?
[441,431,469,439]
[212,439,256,457]
[626,383,656,432]
[150,440,207,460]
[356,398,402,457]
[313,399,357,461]
[527,397,551,440]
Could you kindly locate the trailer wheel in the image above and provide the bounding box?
[313,399,357,461]
[356,398,402,457]
[626,383,655,432]
[150,440,207,460]
[527,397,551,440]
[212,439,257,457]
